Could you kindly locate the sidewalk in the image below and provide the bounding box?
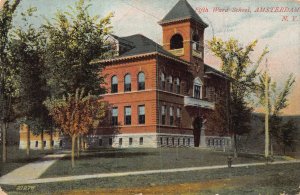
[0,158,299,185]
[0,153,66,185]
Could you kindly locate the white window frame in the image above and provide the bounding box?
[193,77,203,99]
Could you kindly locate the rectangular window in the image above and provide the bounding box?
[170,83,173,92]
[112,107,118,126]
[172,138,174,146]
[119,138,122,146]
[35,141,38,148]
[138,105,145,124]
[161,74,165,90]
[51,140,54,147]
[124,106,131,125]
[170,106,174,125]
[138,82,145,90]
[139,137,143,145]
[109,138,112,146]
[188,138,190,146]
[129,138,133,145]
[194,85,201,99]
[99,139,102,146]
[160,137,163,145]
[176,107,181,126]
[111,84,118,93]
[166,137,169,145]
[183,138,186,146]
[161,105,166,125]
[176,85,180,94]
[43,141,46,147]
[161,81,165,90]
[124,83,131,92]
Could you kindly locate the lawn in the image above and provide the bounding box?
[0,145,56,177]
[40,148,272,178]
[2,162,300,195]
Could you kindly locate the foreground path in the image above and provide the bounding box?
[0,153,66,185]
[1,159,299,185]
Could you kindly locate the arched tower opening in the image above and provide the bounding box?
[170,34,183,49]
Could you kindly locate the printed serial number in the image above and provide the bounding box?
[16,185,36,191]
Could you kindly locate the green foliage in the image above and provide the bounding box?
[42,0,113,97]
[10,8,51,132]
[208,37,269,97]
[257,72,295,116]
[0,0,21,162]
[205,93,229,136]
[207,37,268,136]
[257,71,296,153]
[280,119,297,151]
[0,0,21,122]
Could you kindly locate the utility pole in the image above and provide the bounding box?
[264,60,269,159]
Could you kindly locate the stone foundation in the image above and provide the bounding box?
[19,123,231,149]
[85,133,195,148]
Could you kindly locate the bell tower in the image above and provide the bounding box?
[159,0,208,66]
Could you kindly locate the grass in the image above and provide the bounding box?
[2,162,300,195]
[0,145,56,176]
[40,148,271,178]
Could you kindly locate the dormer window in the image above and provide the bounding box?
[193,77,203,99]
[170,34,183,49]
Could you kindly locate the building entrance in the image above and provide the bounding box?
[193,117,203,147]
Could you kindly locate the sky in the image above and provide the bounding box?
[8,0,300,115]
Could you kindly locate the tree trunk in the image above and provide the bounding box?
[233,134,238,158]
[2,122,7,163]
[71,135,76,168]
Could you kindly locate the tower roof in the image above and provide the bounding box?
[159,0,208,27]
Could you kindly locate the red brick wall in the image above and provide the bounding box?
[161,20,192,62]
[100,56,158,134]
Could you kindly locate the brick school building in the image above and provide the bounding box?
[19,0,231,150]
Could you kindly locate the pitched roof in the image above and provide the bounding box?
[96,34,230,80]
[99,34,190,65]
[204,64,231,80]
[118,34,171,57]
[110,34,134,48]
[159,0,208,27]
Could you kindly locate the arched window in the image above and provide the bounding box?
[111,75,118,93]
[160,72,165,90]
[138,72,145,90]
[168,76,173,92]
[193,77,203,99]
[124,74,131,92]
[170,34,183,49]
[175,77,180,94]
